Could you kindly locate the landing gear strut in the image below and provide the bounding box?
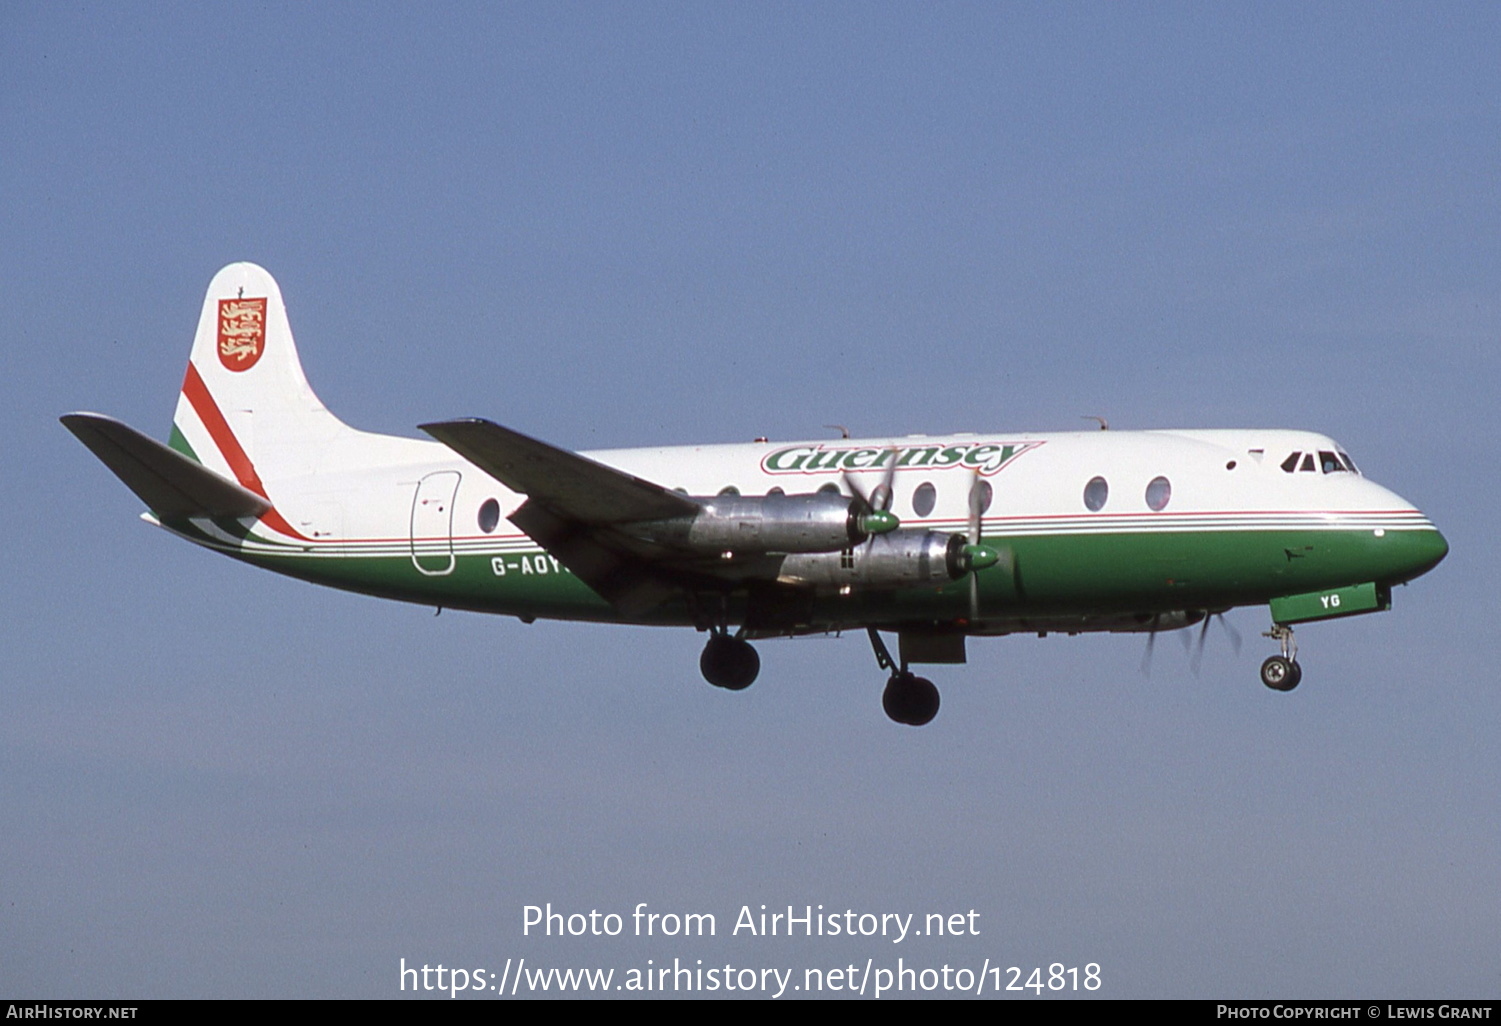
[700,630,760,690]
[868,628,940,726]
[1259,624,1302,691]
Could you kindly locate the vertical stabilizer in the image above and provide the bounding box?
[170,262,351,491]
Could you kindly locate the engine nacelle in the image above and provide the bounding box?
[623,492,895,555]
[776,529,973,590]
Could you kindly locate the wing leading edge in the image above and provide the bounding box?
[418,418,698,523]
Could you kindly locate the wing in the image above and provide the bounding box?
[421,418,720,615]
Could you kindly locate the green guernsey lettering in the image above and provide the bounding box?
[761,440,1041,477]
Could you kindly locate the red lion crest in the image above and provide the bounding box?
[217,297,267,372]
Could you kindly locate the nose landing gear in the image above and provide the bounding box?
[1259,624,1302,691]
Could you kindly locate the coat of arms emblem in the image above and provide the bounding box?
[217,297,267,372]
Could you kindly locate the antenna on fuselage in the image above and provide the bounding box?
[1082,416,1109,431]
[824,424,851,439]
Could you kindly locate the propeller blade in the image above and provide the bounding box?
[871,450,898,512]
[1191,613,1212,676]
[967,470,984,544]
[1218,612,1243,655]
[966,470,988,621]
[1186,610,1242,675]
[843,449,899,512]
[843,469,874,509]
[1139,614,1160,676]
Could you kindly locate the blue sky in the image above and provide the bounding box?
[3,3,1497,998]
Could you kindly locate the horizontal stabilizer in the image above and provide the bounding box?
[420,418,699,523]
[61,413,272,520]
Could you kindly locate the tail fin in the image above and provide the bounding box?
[169,262,352,490]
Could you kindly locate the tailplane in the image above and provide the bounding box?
[61,412,272,520]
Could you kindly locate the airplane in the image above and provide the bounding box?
[63,262,1449,726]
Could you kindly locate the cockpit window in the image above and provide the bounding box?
[1283,448,1360,475]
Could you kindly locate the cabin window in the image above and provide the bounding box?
[719,485,740,496]
[1083,476,1108,512]
[1281,452,1300,473]
[1145,476,1172,511]
[477,498,501,533]
[974,479,993,514]
[818,482,840,495]
[912,482,937,517]
[767,486,784,496]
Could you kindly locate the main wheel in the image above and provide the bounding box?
[1260,655,1301,692]
[700,634,760,690]
[882,673,940,726]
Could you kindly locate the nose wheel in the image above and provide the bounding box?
[1260,624,1301,691]
[1259,655,1302,691]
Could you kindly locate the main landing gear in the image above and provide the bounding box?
[868,628,940,726]
[700,629,760,691]
[1259,624,1302,692]
[697,626,940,726]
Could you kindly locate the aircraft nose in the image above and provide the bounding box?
[1386,520,1448,583]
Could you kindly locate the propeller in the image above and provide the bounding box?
[1189,609,1242,677]
[845,459,996,620]
[843,453,901,538]
[1138,610,1243,677]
